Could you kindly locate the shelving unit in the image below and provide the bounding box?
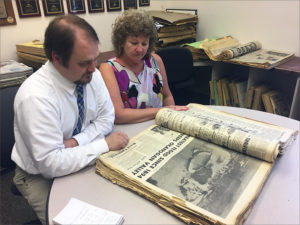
[193,57,300,121]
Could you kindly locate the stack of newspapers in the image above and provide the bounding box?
[147,10,198,49]
[16,40,47,69]
[0,60,33,88]
[96,104,298,225]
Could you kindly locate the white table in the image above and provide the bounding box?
[48,106,299,224]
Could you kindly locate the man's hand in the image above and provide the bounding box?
[64,138,79,148]
[105,131,129,151]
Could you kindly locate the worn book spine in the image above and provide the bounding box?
[217,80,224,106]
[252,85,271,110]
[235,80,248,108]
[245,86,255,109]
[270,94,290,117]
[229,82,240,107]
[262,91,276,113]
[209,80,216,105]
[221,79,232,106]
[213,80,219,105]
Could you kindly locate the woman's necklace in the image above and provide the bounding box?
[119,57,144,76]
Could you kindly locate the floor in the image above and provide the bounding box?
[0,166,41,225]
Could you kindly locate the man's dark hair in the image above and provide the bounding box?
[44,15,99,67]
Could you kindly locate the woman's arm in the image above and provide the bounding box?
[100,62,160,124]
[151,53,175,106]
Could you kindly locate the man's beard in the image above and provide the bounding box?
[75,72,93,85]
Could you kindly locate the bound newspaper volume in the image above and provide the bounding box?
[96,104,298,225]
[201,36,294,69]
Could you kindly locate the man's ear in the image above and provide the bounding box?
[52,52,62,65]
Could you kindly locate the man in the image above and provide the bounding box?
[11,15,129,224]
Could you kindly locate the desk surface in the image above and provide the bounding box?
[48,106,299,225]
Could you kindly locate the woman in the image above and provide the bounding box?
[100,10,188,124]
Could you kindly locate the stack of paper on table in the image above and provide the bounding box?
[0,60,33,88]
[53,197,124,225]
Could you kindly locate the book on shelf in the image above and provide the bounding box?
[221,78,231,106]
[210,77,248,108]
[53,197,124,225]
[201,36,294,69]
[209,80,216,105]
[213,80,219,105]
[252,84,271,111]
[262,90,277,114]
[96,104,298,225]
[229,80,239,107]
[216,80,224,106]
[235,79,248,108]
[244,85,257,109]
[262,90,290,117]
[270,93,290,117]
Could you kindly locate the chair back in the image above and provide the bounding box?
[156,46,194,84]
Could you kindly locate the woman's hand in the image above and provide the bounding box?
[164,105,189,111]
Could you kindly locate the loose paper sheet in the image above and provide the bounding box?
[53,197,124,225]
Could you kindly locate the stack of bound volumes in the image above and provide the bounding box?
[16,40,47,70]
[147,10,198,49]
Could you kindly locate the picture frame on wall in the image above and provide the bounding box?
[66,0,86,14]
[106,0,121,11]
[0,0,16,26]
[87,0,105,13]
[42,0,64,16]
[139,0,150,7]
[16,0,41,18]
[123,0,137,10]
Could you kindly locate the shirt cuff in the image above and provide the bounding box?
[73,132,89,146]
[89,138,109,155]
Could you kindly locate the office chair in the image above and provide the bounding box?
[156,46,207,105]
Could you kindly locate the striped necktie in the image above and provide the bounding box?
[73,84,84,135]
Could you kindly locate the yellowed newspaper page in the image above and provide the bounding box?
[226,49,294,69]
[222,41,262,60]
[97,125,272,225]
[201,36,240,60]
[201,36,294,68]
[155,104,297,162]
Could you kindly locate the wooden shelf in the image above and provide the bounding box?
[275,56,300,74]
[193,57,300,121]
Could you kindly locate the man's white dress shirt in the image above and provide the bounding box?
[11,61,115,178]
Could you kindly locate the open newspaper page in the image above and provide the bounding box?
[225,49,294,69]
[155,104,297,163]
[96,125,272,225]
[201,36,294,68]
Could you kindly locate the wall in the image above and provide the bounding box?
[0,0,299,62]
[155,0,300,57]
[0,0,124,61]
